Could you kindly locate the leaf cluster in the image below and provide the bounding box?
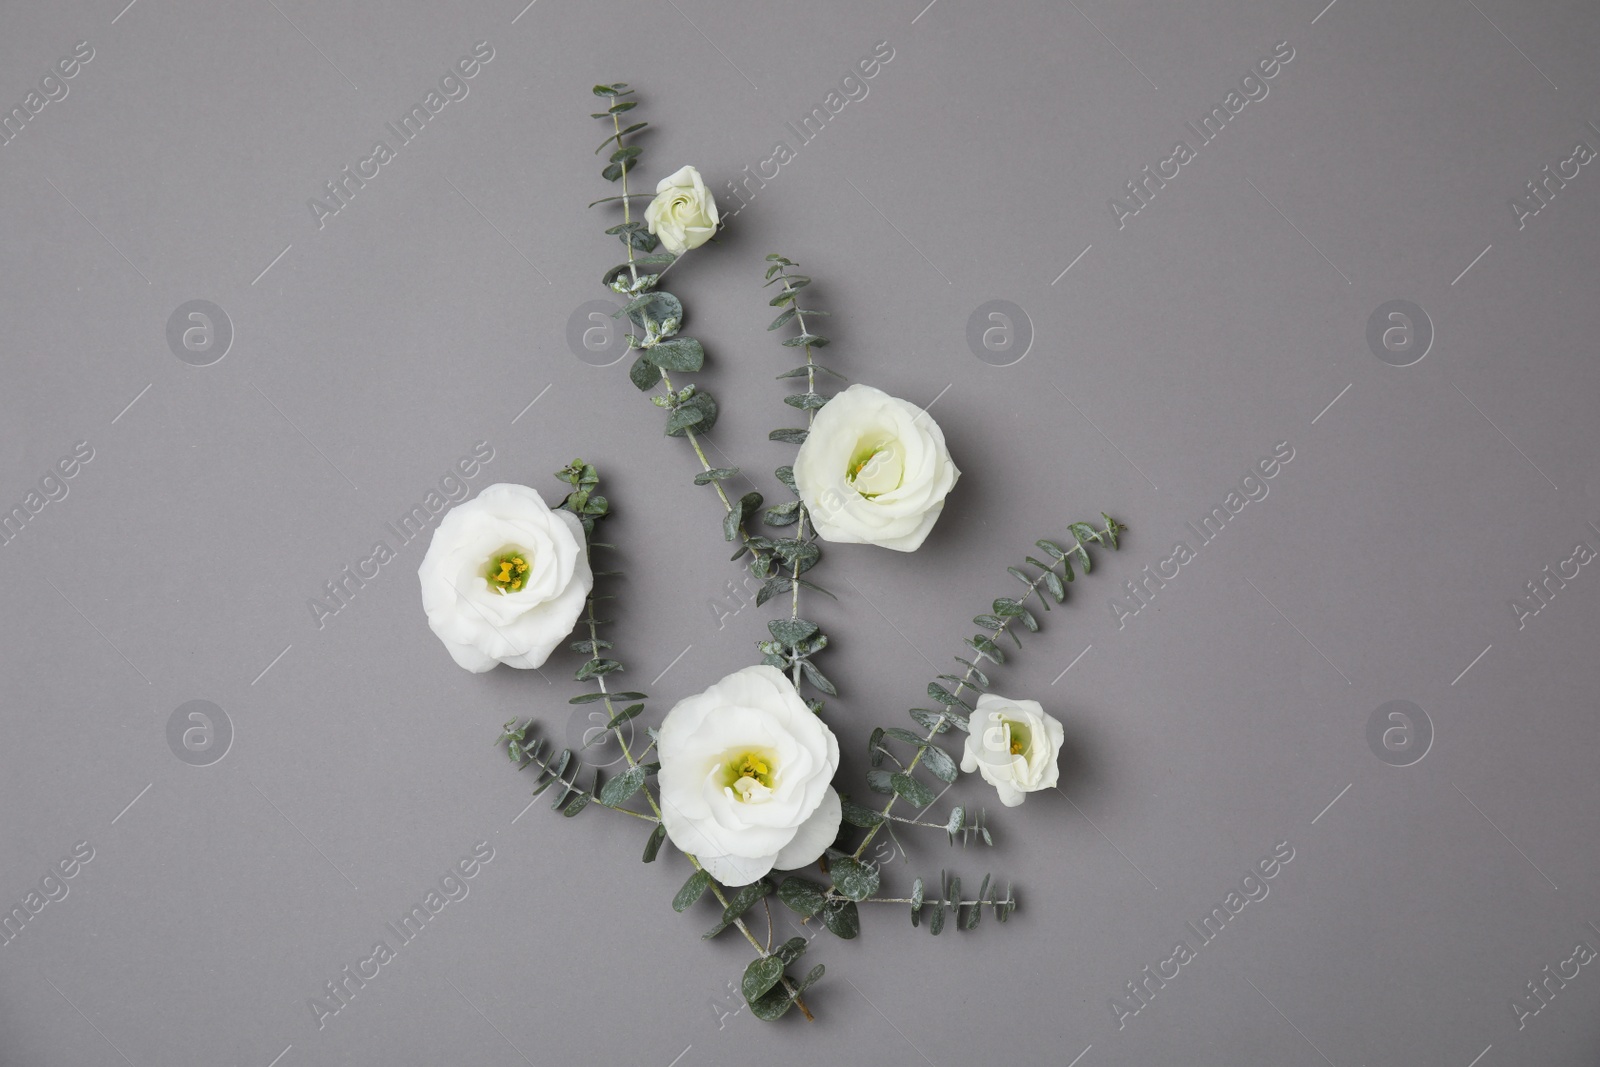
[750,255,847,707]
[589,85,652,198]
[907,871,1017,934]
[672,870,823,1020]
[868,517,1126,796]
[816,517,1125,930]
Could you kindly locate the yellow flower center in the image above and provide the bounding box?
[846,438,905,499]
[1003,719,1032,757]
[721,749,779,801]
[484,547,531,594]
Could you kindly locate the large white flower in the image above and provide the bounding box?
[643,165,719,255]
[657,665,841,886]
[417,483,592,673]
[960,693,1064,807]
[793,383,960,552]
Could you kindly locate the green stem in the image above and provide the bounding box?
[859,896,992,906]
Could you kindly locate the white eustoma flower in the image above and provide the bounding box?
[793,383,960,552]
[960,693,1064,807]
[644,165,719,255]
[657,665,841,886]
[417,483,592,673]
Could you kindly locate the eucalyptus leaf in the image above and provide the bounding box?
[741,956,785,1004]
[598,764,645,806]
[867,726,887,767]
[773,937,808,967]
[642,823,666,863]
[755,576,792,607]
[694,467,740,485]
[603,704,644,730]
[672,869,711,912]
[648,337,704,372]
[882,727,927,747]
[993,598,1025,617]
[821,899,860,939]
[775,876,828,919]
[748,984,796,1021]
[665,392,718,437]
[839,796,887,828]
[799,659,837,697]
[574,658,623,681]
[920,743,958,783]
[768,617,818,645]
[891,772,936,808]
[704,880,771,938]
[628,354,658,391]
[829,856,880,902]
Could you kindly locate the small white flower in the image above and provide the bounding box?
[960,693,1064,807]
[644,165,719,255]
[793,383,960,552]
[417,483,592,673]
[657,665,841,886]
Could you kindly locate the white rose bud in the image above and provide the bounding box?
[417,483,592,673]
[960,693,1064,807]
[644,165,719,255]
[656,665,842,886]
[793,383,960,552]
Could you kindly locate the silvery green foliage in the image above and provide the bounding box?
[753,255,840,712]
[498,461,654,823]
[495,457,820,1020]
[591,89,720,490]
[772,518,1126,937]
[590,85,792,621]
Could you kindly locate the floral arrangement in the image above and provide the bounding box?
[415,83,1126,1023]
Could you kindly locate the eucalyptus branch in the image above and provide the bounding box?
[589,84,776,593]
[754,519,1125,940]
[753,255,842,709]
[499,457,816,1019]
[847,517,1125,862]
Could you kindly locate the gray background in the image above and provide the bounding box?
[2,0,1598,1063]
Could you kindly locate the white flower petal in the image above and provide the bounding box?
[773,787,841,872]
[696,850,777,888]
